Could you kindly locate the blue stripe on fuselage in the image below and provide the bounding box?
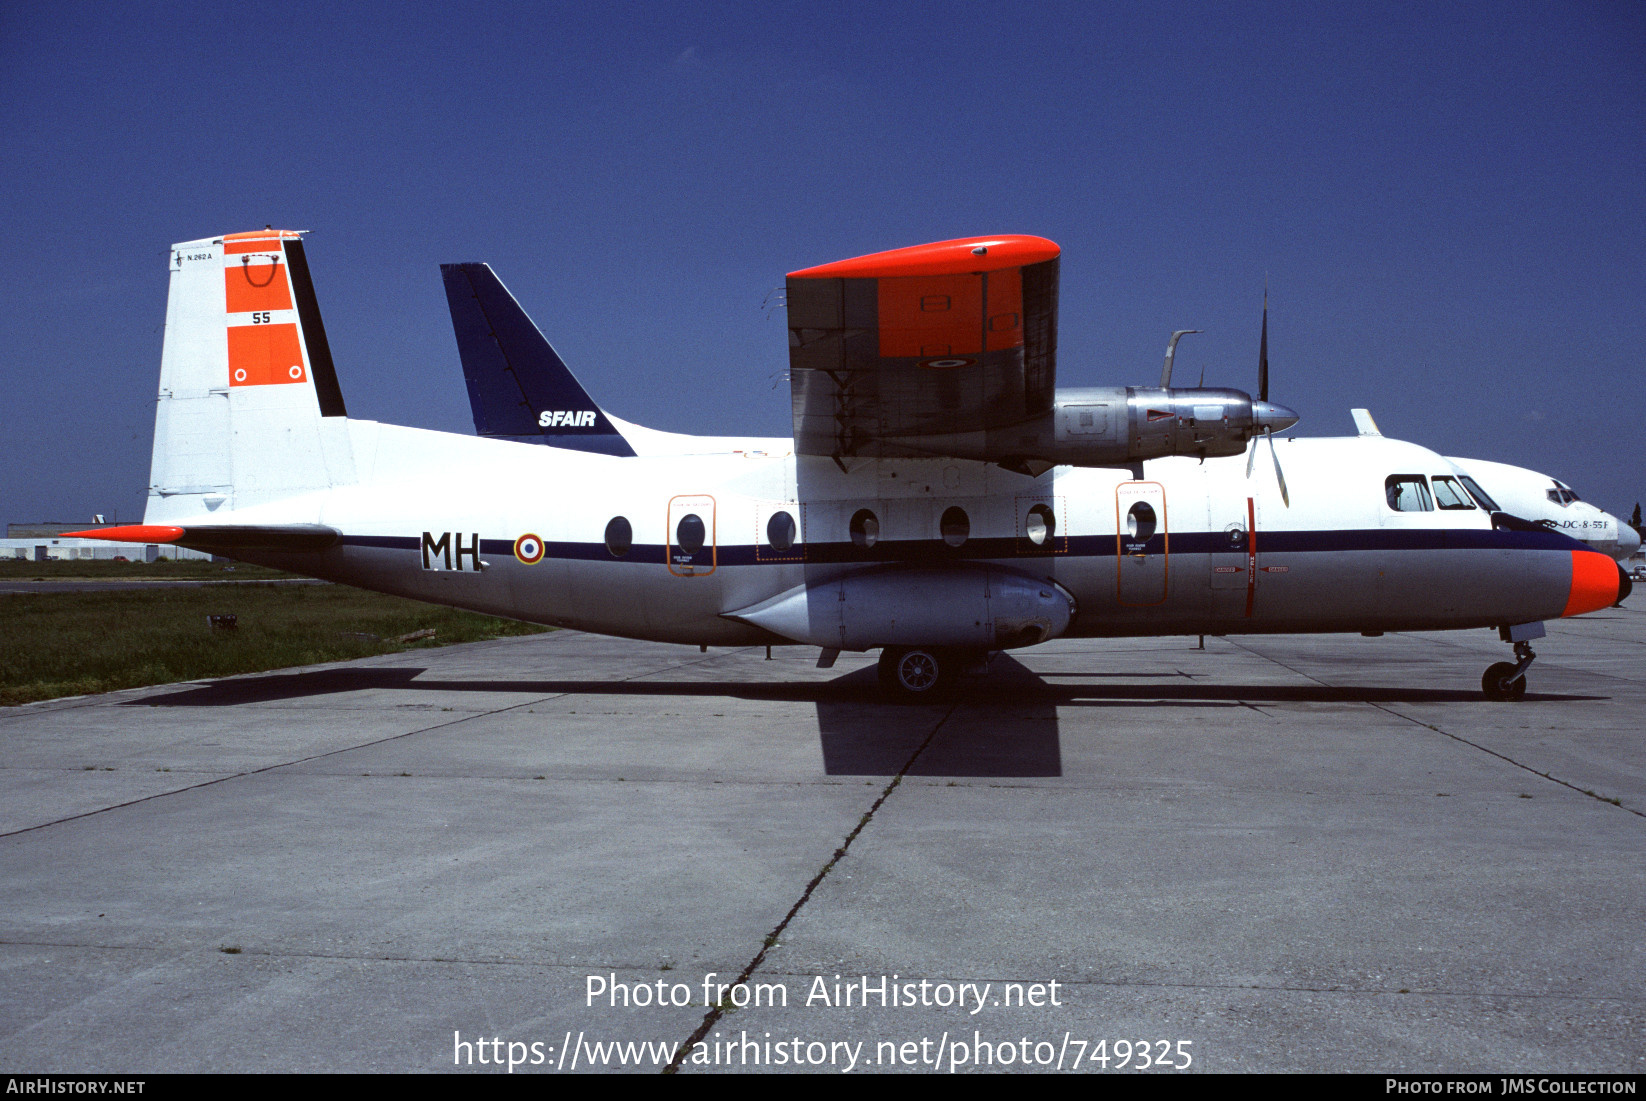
[337,525,1583,566]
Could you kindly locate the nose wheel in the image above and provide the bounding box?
[1482,641,1535,701]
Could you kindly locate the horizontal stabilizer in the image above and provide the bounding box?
[62,523,340,551]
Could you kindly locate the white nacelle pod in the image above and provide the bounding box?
[726,567,1075,652]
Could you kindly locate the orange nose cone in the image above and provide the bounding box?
[1562,550,1620,617]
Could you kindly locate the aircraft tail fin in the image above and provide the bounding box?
[440,262,636,457]
[146,230,356,524]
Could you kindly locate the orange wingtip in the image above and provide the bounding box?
[1562,550,1619,617]
[58,525,185,543]
[788,235,1060,279]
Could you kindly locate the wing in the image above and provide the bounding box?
[785,235,1060,460]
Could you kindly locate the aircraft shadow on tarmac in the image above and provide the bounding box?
[127,658,1605,780]
[814,660,1065,777]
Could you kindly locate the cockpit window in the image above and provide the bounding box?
[1385,475,1433,512]
[1431,476,1475,510]
[1545,483,1581,506]
[1458,475,1499,512]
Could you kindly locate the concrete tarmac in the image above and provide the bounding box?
[1,606,1641,1074]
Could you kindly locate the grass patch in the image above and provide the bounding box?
[1,583,548,706]
[0,558,292,581]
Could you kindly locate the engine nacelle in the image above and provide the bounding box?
[725,566,1075,652]
[1046,386,1292,467]
[860,386,1297,472]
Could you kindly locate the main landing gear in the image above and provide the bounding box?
[878,647,950,698]
[877,647,989,700]
[1482,640,1536,701]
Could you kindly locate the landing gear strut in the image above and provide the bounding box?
[1482,640,1536,701]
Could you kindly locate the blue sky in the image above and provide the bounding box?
[2,0,1641,523]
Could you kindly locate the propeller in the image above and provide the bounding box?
[1258,279,1268,401]
[1246,283,1291,506]
[1246,430,1290,507]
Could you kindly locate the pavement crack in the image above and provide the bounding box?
[663,700,960,1074]
[0,652,736,840]
[1226,640,1645,820]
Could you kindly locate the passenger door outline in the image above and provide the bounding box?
[667,494,716,577]
[1116,481,1168,606]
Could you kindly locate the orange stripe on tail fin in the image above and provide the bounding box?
[225,261,293,313]
[223,230,301,253]
[227,323,305,386]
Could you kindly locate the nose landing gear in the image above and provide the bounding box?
[1482,640,1536,701]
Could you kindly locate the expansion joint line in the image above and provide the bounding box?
[0,646,738,840]
[663,702,960,1074]
[1225,639,1645,821]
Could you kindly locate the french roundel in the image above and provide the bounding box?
[513,533,545,564]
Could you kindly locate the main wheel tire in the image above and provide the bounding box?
[878,647,949,699]
[1482,661,1527,701]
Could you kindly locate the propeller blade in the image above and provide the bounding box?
[1258,281,1269,403]
[1268,429,1290,507]
[1246,435,1258,478]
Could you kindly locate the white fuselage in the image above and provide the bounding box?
[1447,456,1638,561]
[199,419,1595,648]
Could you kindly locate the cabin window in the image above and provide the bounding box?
[676,513,706,554]
[1431,476,1475,510]
[1458,476,1499,512]
[604,516,631,557]
[940,506,970,547]
[1127,501,1158,542]
[1025,503,1056,545]
[766,510,796,551]
[1385,475,1433,512]
[849,509,879,549]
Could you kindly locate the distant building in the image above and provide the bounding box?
[2,519,211,562]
